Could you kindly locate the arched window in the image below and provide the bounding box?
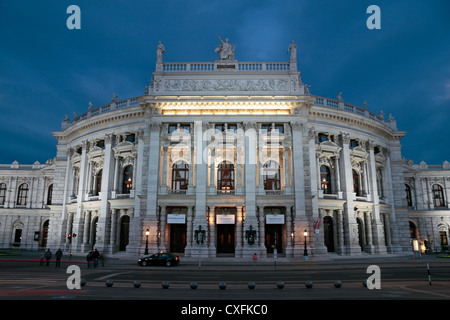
[352,169,360,196]
[17,183,29,206]
[172,162,189,191]
[405,184,412,207]
[217,162,234,192]
[47,184,53,205]
[432,184,445,207]
[263,161,281,191]
[320,165,332,194]
[95,170,102,196]
[0,183,6,206]
[122,166,133,194]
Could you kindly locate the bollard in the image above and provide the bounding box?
[190,282,198,289]
[219,282,227,290]
[277,281,284,289]
[334,280,342,288]
[105,279,113,287]
[248,281,256,290]
[305,281,313,289]
[133,281,141,288]
[162,281,169,289]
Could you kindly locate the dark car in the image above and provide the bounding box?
[138,252,180,267]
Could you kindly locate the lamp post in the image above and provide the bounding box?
[303,229,308,259]
[145,229,149,255]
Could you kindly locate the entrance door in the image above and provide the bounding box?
[265,224,283,253]
[323,216,335,252]
[217,224,235,254]
[170,224,187,253]
[119,215,130,251]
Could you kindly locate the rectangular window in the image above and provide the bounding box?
[169,124,190,133]
[261,124,284,133]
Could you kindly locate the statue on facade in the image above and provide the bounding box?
[215,33,235,60]
[287,40,297,62]
[156,41,165,63]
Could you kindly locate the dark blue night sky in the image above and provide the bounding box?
[0,0,449,165]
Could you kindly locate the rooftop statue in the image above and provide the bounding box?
[215,33,235,60]
[157,41,165,63]
[287,40,297,62]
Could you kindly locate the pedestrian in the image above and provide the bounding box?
[86,250,93,268]
[92,248,100,267]
[55,248,63,267]
[44,249,52,266]
[39,250,45,266]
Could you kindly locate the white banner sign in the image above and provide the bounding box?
[167,214,186,224]
[266,214,285,224]
[216,214,235,224]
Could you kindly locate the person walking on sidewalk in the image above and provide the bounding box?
[92,248,100,267]
[86,250,93,268]
[44,249,52,266]
[55,248,63,267]
[40,250,45,266]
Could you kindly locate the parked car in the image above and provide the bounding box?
[138,252,180,267]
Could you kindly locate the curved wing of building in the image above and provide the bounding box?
[1,40,449,258]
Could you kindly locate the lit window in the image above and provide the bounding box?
[122,166,133,194]
[320,165,332,194]
[217,162,234,192]
[263,161,281,190]
[172,162,189,191]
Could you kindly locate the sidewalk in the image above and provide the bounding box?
[2,248,448,268]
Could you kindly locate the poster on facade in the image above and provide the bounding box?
[266,214,285,224]
[167,214,186,224]
[216,214,235,224]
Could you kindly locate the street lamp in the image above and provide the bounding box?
[303,229,308,258]
[145,229,149,255]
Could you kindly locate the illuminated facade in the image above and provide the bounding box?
[1,40,449,257]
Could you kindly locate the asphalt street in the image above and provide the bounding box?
[1,251,449,304]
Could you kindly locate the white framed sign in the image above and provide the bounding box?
[167,214,186,224]
[266,214,285,224]
[216,214,235,224]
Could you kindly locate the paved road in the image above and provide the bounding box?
[1,251,449,304]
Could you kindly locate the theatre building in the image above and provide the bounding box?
[0,39,449,258]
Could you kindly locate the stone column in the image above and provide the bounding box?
[110,209,117,253]
[336,209,345,254]
[94,134,114,253]
[340,132,361,255]
[291,121,309,257]
[72,140,89,252]
[258,207,267,258]
[236,206,244,257]
[144,122,161,255]
[284,146,291,194]
[364,211,374,253]
[367,142,386,254]
[159,206,167,252]
[208,207,216,257]
[185,206,194,256]
[192,121,208,258]
[285,206,293,256]
[209,147,215,194]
